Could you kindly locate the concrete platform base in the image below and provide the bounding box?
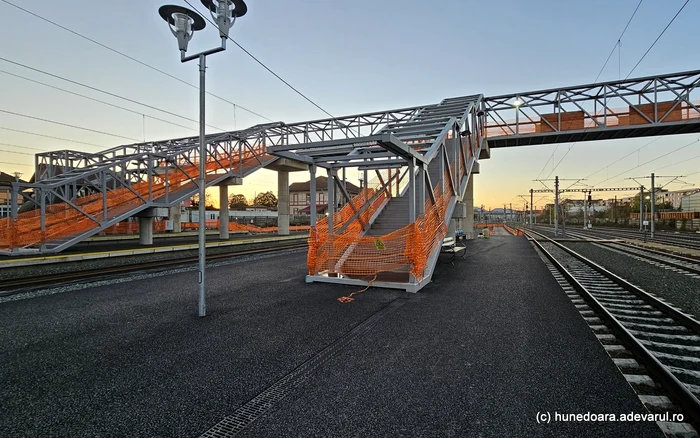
[0,235,663,437]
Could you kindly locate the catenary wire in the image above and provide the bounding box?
[0,56,227,132]
[0,69,197,133]
[626,0,690,79]
[183,0,337,121]
[0,142,46,152]
[545,0,646,183]
[592,138,699,186]
[0,126,104,148]
[594,0,643,84]
[0,109,141,142]
[0,0,272,122]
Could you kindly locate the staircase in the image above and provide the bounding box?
[0,123,283,254]
[301,95,486,292]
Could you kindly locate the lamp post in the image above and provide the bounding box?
[158,1,247,317]
[644,195,651,231]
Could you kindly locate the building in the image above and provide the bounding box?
[0,171,27,218]
[246,204,276,212]
[289,176,361,214]
[659,188,700,209]
[680,191,700,212]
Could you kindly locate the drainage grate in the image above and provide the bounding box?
[200,297,407,437]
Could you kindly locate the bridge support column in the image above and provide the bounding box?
[277,170,290,236]
[219,185,229,239]
[169,203,182,233]
[139,217,154,245]
[464,174,474,239]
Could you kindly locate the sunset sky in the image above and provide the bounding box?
[1,0,698,211]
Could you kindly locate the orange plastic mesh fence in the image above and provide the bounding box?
[0,146,269,250]
[101,220,310,235]
[308,167,453,282]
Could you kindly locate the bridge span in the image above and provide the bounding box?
[1,69,699,292]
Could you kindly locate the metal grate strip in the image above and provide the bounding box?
[200,298,407,437]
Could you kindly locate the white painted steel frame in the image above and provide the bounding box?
[484,69,700,146]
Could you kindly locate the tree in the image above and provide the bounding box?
[228,193,248,210]
[253,191,277,208]
[190,192,213,208]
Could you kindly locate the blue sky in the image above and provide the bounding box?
[1,0,698,210]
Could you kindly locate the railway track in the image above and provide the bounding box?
[0,242,308,296]
[561,229,700,278]
[523,228,700,429]
[534,224,700,251]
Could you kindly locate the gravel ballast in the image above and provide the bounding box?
[562,242,700,319]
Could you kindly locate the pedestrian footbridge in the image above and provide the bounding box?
[1,69,699,292]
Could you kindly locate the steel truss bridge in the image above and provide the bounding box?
[1,69,699,291]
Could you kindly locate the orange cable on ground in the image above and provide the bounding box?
[337,274,378,303]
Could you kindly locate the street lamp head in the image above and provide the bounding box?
[513,98,523,108]
[201,0,247,38]
[159,5,206,53]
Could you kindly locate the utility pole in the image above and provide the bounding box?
[639,185,644,231]
[627,174,683,236]
[509,203,512,223]
[554,176,559,236]
[529,189,533,228]
[503,204,506,223]
[650,173,655,238]
[582,191,587,229]
[587,190,592,228]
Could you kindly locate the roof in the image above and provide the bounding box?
[0,171,28,184]
[289,176,361,194]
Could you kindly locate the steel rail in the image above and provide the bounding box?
[0,242,307,296]
[523,228,700,424]
[530,224,700,251]
[563,230,700,276]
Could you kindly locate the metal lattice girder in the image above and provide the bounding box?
[484,69,700,147]
[1,95,493,255]
[267,95,484,172]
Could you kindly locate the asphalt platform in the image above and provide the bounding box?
[0,235,663,437]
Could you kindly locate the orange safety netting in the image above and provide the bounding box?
[308,170,453,282]
[101,219,310,235]
[0,145,270,250]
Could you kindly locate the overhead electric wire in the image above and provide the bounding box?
[626,0,690,79]
[0,0,272,122]
[0,69,196,132]
[594,0,643,84]
[542,0,644,181]
[0,109,141,142]
[0,142,46,152]
[0,149,33,156]
[0,160,28,167]
[182,0,337,121]
[592,138,700,186]
[582,137,661,181]
[0,56,227,132]
[0,126,104,148]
